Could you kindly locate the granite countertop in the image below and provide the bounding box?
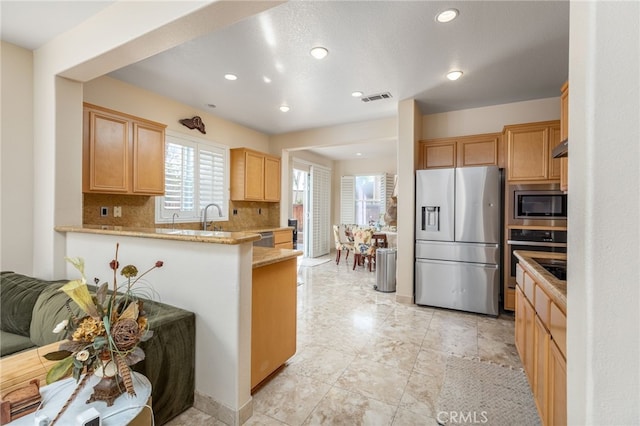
[252,247,303,268]
[55,225,261,245]
[513,250,567,312]
[226,226,294,233]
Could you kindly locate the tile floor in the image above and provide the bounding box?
[166,254,521,426]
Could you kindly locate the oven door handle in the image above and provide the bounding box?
[507,240,567,248]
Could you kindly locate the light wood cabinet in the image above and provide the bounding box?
[264,156,281,202]
[515,261,567,426]
[419,140,456,169]
[548,125,562,180]
[560,82,569,192]
[273,229,293,249]
[523,289,536,384]
[251,257,297,390]
[418,133,501,169]
[504,120,561,182]
[83,103,166,195]
[515,286,527,362]
[534,315,550,422]
[548,340,567,426]
[230,148,281,202]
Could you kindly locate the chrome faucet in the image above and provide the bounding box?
[202,203,223,230]
[172,213,179,229]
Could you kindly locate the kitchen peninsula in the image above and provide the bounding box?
[54,225,301,424]
[513,250,567,425]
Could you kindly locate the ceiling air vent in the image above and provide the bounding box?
[361,92,393,103]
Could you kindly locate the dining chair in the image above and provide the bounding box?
[333,224,354,265]
[351,227,376,271]
[372,232,388,248]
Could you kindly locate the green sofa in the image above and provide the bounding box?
[0,271,195,425]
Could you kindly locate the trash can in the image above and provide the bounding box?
[375,248,397,292]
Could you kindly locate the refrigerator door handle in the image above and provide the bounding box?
[422,206,440,231]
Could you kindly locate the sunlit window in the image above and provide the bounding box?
[355,175,383,226]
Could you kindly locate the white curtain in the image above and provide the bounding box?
[308,165,331,258]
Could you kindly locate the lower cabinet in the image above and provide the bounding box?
[548,340,567,426]
[515,287,526,361]
[524,294,536,381]
[534,315,550,421]
[251,258,297,390]
[273,229,293,249]
[515,263,566,425]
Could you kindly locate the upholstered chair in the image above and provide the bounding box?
[351,227,377,271]
[333,224,354,264]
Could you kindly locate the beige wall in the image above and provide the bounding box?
[1,42,34,274]
[272,117,396,228]
[85,76,270,151]
[270,117,397,154]
[83,76,279,230]
[395,99,421,304]
[423,97,560,139]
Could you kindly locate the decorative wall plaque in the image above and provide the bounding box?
[179,116,206,134]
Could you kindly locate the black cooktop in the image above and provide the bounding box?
[541,264,567,281]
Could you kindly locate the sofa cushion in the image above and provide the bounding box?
[0,272,66,337]
[0,330,35,357]
[29,282,82,347]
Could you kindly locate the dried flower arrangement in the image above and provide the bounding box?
[44,243,163,422]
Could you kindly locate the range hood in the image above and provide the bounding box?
[552,139,568,158]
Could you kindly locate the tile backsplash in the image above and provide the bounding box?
[83,194,280,230]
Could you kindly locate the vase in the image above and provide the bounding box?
[86,374,124,407]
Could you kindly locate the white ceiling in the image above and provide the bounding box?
[1,1,569,161]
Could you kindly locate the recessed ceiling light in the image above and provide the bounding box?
[263,76,272,84]
[356,152,362,157]
[224,73,238,81]
[351,91,363,97]
[310,46,329,60]
[446,70,463,81]
[436,8,459,23]
[279,105,290,112]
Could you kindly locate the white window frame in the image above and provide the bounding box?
[155,130,229,224]
[340,173,395,226]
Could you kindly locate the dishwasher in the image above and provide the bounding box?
[253,231,274,247]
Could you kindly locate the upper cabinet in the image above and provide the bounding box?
[504,120,561,182]
[83,103,166,195]
[230,148,281,202]
[560,82,569,192]
[418,133,502,169]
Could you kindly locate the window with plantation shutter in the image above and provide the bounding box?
[308,165,331,258]
[156,131,229,223]
[341,173,395,226]
[340,176,355,224]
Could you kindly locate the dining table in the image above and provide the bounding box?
[373,231,397,248]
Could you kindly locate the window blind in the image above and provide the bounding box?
[156,132,228,223]
[309,165,331,258]
[340,175,355,224]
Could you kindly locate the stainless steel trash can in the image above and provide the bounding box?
[375,248,397,292]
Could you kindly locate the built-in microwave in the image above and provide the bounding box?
[514,190,567,219]
[507,184,568,226]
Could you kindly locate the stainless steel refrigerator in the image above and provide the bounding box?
[415,166,501,316]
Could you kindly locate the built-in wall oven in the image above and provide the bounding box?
[507,228,567,282]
